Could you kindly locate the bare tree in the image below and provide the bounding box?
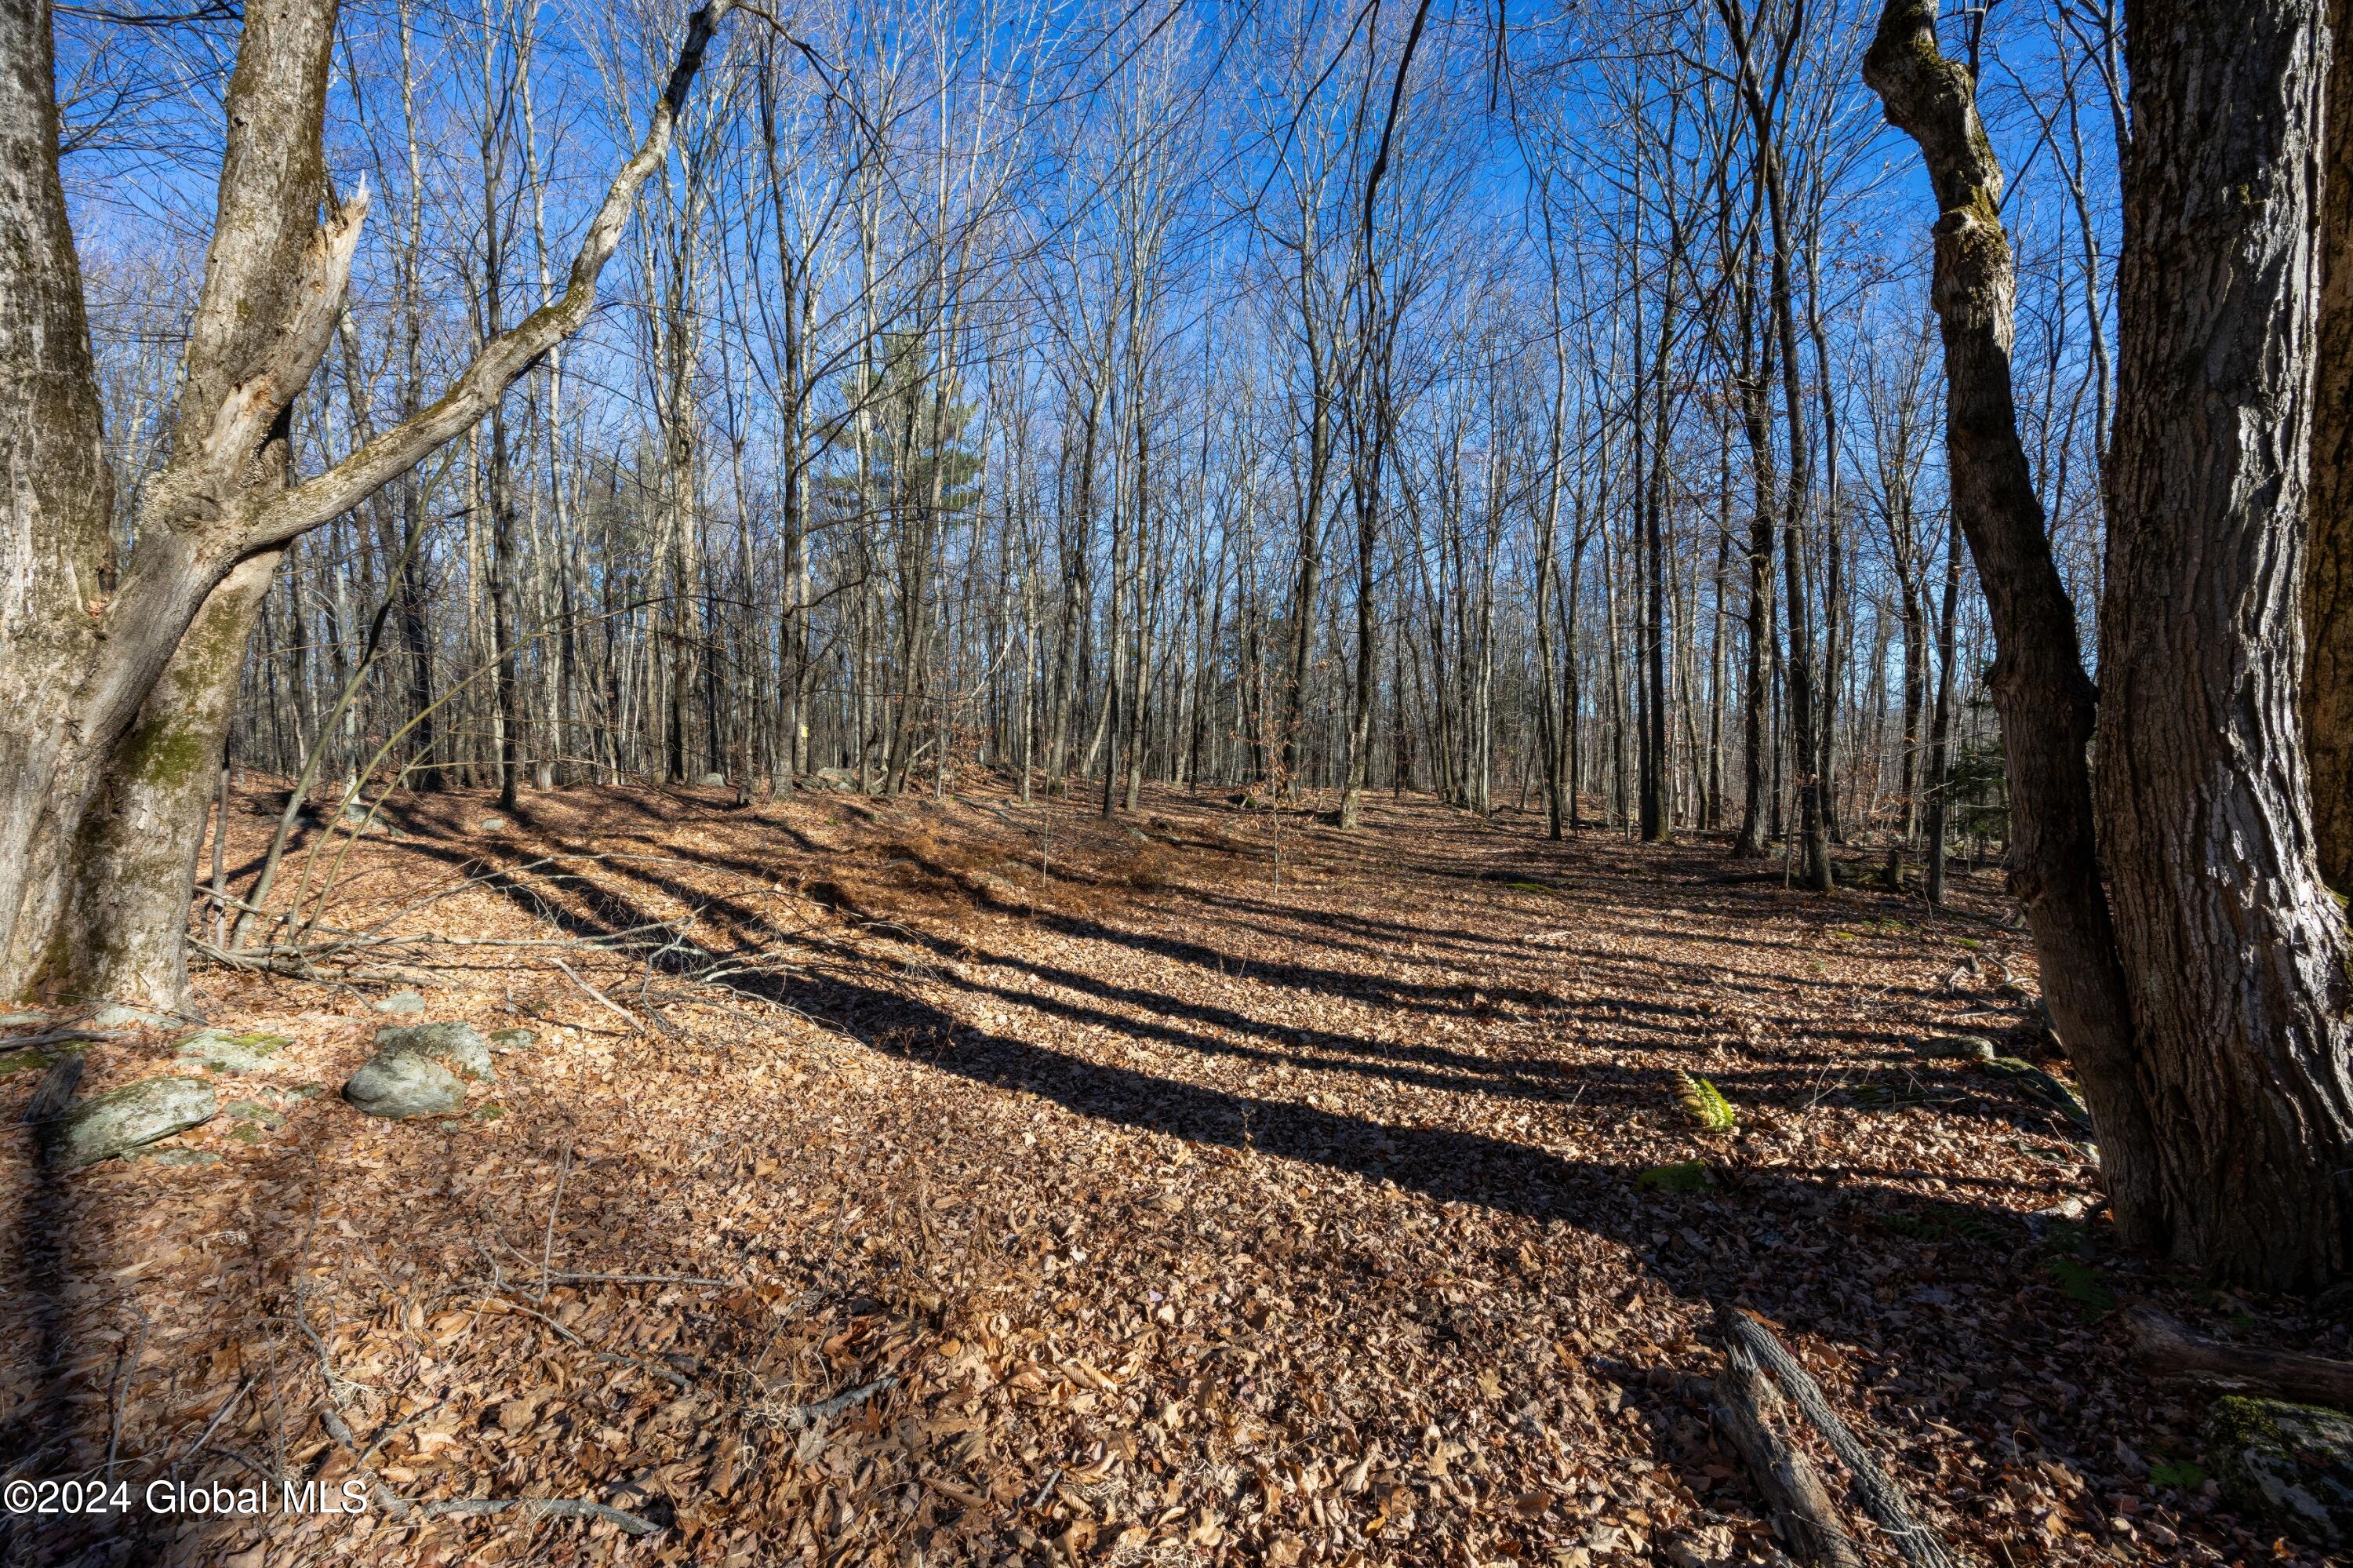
[0,0,741,1006]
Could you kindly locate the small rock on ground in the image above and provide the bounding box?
[372,991,427,1015]
[343,1022,494,1119]
[343,1051,464,1119]
[176,1030,291,1073]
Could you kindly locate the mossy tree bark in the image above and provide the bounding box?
[0,0,739,1008]
[65,555,281,1009]
[1864,0,2170,1250]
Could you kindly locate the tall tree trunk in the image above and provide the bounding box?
[68,555,280,1007]
[2305,0,2353,890]
[1720,0,1830,890]
[0,0,117,992]
[1871,0,2297,1273]
[1733,267,1779,859]
[0,0,350,999]
[2096,0,2353,1287]
[1923,515,1962,905]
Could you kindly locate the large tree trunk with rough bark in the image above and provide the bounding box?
[0,0,118,995]
[2307,0,2353,890]
[1874,0,2353,1289]
[0,0,736,1010]
[0,0,349,1002]
[1864,0,2169,1250]
[2098,0,2353,1290]
[66,556,281,1008]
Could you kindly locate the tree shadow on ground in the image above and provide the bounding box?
[410,837,2061,1307]
[394,837,2070,1146]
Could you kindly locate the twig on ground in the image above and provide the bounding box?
[169,1374,254,1480]
[420,1496,665,1534]
[538,1144,573,1302]
[776,1373,897,1430]
[473,1273,696,1391]
[596,1350,693,1390]
[289,1276,376,1403]
[318,1403,413,1520]
[104,1306,151,1479]
[551,957,642,1030]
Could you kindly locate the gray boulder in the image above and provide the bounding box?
[475,815,507,832]
[176,1030,290,1073]
[371,1022,493,1081]
[372,991,427,1015]
[343,1021,493,1119]
[2207,1396,2353,1546]
[343,1050,464,1119]
[1919,1034,1996,1061]
[330,800,395,836]
[46,1077,218,1168]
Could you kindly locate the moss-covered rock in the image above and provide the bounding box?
[369,1022,493,1082]
[175,1030,290,1073]
[1635,1160,1712,1195]
[45,1077,218,1168]
[2206,1395,2353,1547]
[343,1022,493,1119]
[342,1050,464,1119]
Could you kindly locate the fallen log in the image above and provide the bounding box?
[1719,1305,1956,1568]
[2127,1305,2353,1410]
[1711,1337,1865,1568]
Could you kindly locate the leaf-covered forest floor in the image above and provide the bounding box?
[1,780,2336,1567]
